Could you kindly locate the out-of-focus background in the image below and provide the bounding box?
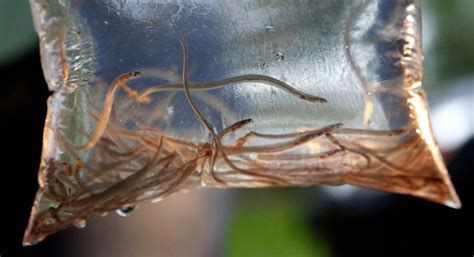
[0,1,472,256]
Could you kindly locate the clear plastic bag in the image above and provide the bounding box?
[24,0,460,245]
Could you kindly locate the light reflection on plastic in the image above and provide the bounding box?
[431,96,473,151]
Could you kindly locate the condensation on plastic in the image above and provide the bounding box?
[24,0,460,246]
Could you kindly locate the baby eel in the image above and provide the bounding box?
[78,71,141,151]
[58,26,69,88]
[138,74,326,104]
[344,0,374,124]
[257,149,344,161]
[218,118,254,140]
[38,145,176,237]
[179,39,225,184]
[180,39,218,136]
[232,126,404,147]
[179,39,288,185]
[70,136,168,208]
[226,123,342,155]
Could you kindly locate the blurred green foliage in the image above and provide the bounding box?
[425,0,474,82]
[226,189,329,257]
[0,1,37,66]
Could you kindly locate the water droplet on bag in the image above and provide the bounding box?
[73,218,86,229]
[264,25,275,32]
[256,60,266,68]
[43,218,55,226]
[275,52,284,61]
[151,197,163,203]
[116,206,136,217]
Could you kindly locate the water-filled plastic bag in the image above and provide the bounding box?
[24,0,460,245]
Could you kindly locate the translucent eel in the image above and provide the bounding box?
[344,0,375,124]
[218,118,254,140]
[137,127,198,150]
[137,74,327,104]
[60,141,150,202]
[256,149,344,161]
[58,25,69,89]
[78,71,142,151]
[232,126,406,147]
[68,136,168,208]
[138,72,238,126]
[31,148,176,239]
[225,123,343,155]
[101,160,199,208]
[179,39,289,185]
[228,124,405,171]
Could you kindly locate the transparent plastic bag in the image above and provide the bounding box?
[24,0,460,245]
